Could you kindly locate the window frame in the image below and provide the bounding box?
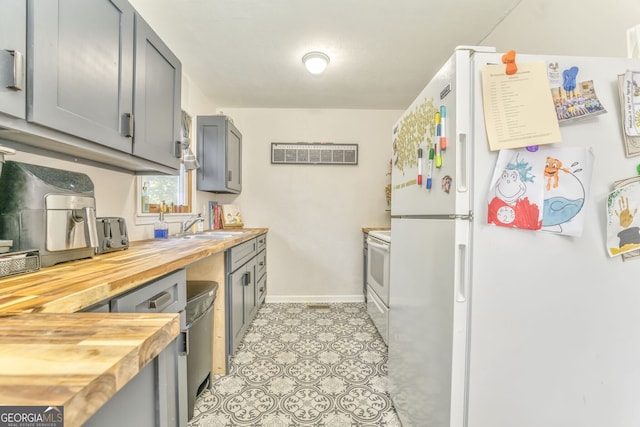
[134,109,196,225]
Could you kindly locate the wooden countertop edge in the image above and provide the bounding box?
[0,312,180,427]
[0,229,268,423]
[362,226,390,234]
[0,228,268,314]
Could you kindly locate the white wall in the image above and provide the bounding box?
[482,0,640,58]
[204,108,398,302]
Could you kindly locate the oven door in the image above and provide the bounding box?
[367,284,389,344]
[366,235,390,305]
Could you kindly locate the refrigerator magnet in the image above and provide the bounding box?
[442,175,453,193]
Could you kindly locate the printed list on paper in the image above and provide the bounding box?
[481,61,561,151]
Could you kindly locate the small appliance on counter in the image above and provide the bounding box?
[0,249,40,278]
[96,217,129,254]
[0,161,99,267]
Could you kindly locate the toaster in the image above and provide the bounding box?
[96,217,129,254]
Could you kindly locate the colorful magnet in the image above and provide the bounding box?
[441,175,453,193]
[562,66,579,92]
[501,50,517,75]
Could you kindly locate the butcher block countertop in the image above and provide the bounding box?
[0,228,267,425]
[0,228,268,313]
[0,312,179,427]
[362,226,390,234]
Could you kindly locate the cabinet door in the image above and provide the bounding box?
[109,270,188,426]
[226,122,242,192]
[85,343,182,427]
[196,115,242,193]
[228,266,246,354]
[0,0,26,119]
[133,13,181,169]
[28,0,134,153]
[245,257,258,324]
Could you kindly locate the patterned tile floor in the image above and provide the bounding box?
[188,303,402,426]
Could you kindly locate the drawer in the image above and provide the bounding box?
[110,269,186,314]
[228,238,257,272]
[256,248,266,280]
[257,273,266,304]
[256,234,267,252]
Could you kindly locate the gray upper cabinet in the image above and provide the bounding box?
[132,13,181,169]
[28,0,135,154]
[0,0,26,119]
[196,115,242,193]
[0,0,181,173]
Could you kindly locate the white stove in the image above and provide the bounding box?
[366,229,391,344]
[368,229,391,243]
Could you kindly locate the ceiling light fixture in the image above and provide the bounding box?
[302,51,330,74]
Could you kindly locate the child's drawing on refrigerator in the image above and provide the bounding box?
[540,147,593,236]
[487,147,593,234]
[607,180,640,257]
[487,150,544,230]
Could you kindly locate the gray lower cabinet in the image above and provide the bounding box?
[226,235,267,360]
[0,0,26,119]
[229,256,257,351]
[86,269,188,427]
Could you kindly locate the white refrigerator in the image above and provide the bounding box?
[388,47,640,427]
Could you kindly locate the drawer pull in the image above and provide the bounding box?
[147,291,172,309]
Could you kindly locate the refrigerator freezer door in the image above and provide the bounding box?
[388,216,470,427]
[391,49,472,218]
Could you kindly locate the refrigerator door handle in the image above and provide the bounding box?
[457,133,468,192]
[456,243,467,302]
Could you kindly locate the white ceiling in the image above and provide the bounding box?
[129,0,523,110]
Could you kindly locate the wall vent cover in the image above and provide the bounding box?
[271,143,358,165]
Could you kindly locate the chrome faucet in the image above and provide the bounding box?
[180,214,204,234]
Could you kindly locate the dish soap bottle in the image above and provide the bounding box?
[154,212,169,239]
[196,213,204,232]
[141,182,149,213]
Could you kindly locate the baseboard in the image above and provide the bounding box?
[265,295,365,304]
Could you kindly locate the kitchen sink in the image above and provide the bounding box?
[172,230,249,240]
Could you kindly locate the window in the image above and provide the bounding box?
[139,167,192,214]
[137,111,194,217]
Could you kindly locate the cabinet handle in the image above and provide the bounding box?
[122,113,134,138]
[180,330,189,356]
[243,271,251,286]
[259,261,265,266]
[228,170,232,182]
[3,49,23,91]
[147,291,172,309]
[174,140,182,158]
